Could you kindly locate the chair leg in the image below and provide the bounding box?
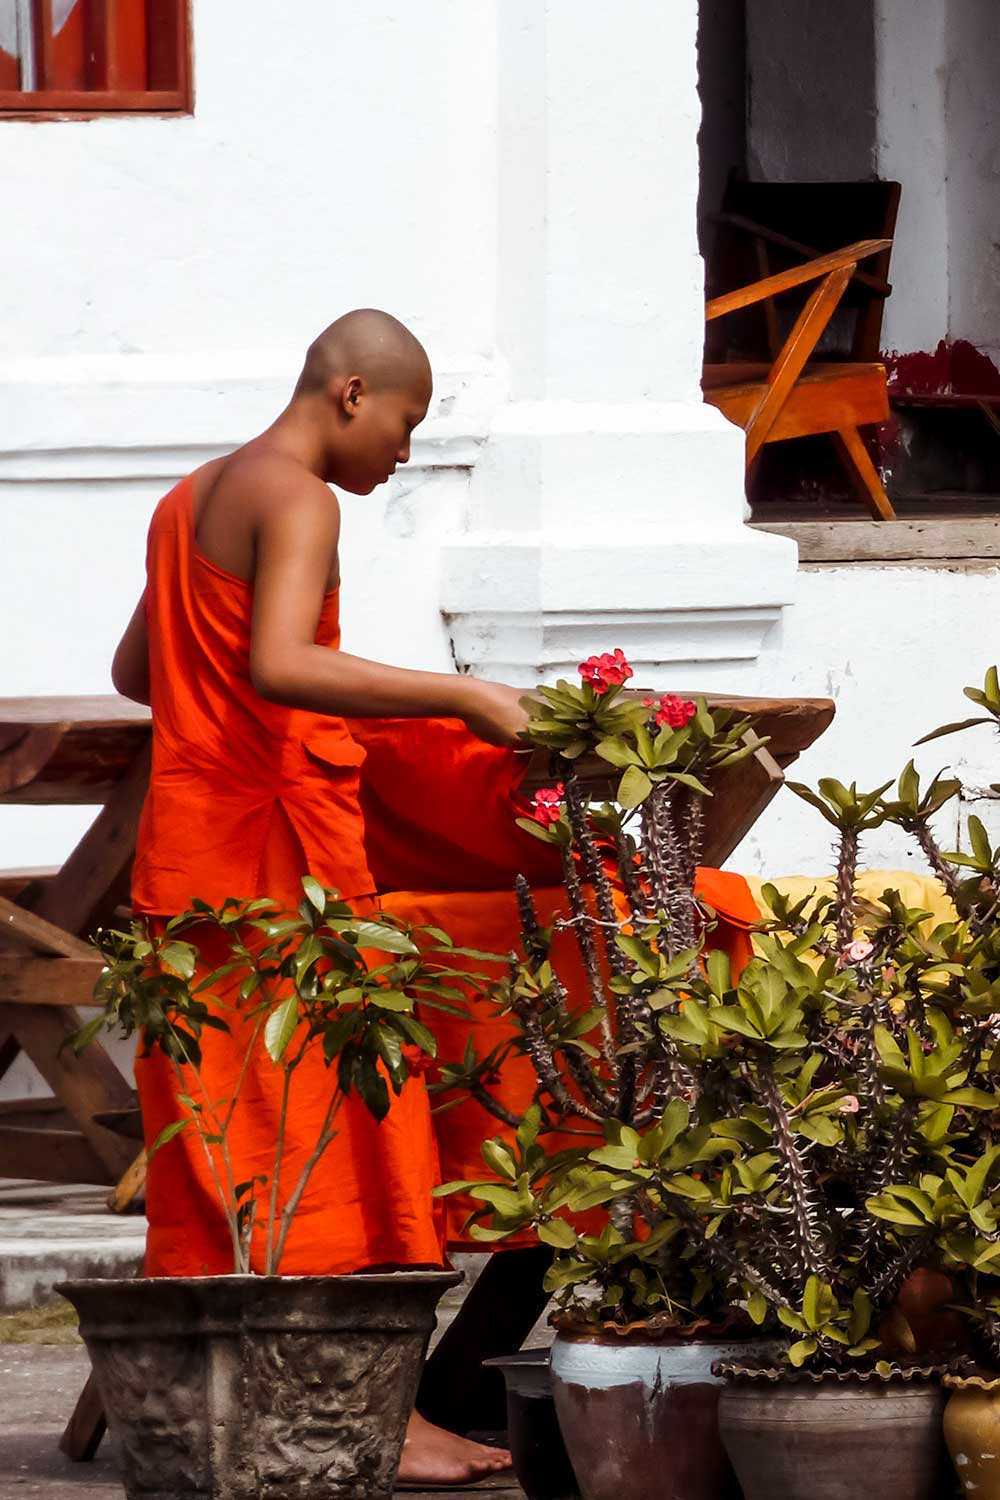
[59,1370,107,1462]
[831,427,896,520]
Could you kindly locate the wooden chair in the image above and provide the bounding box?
[703,238,896,519]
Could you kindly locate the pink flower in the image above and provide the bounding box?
[579,649,634,695]
[655,694,697,729]
[530,784,566,827]
[838,1095,861,1114]
[402,1045,435,1077]
[838,939,875,969]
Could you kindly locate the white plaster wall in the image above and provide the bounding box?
[720,564,1000,882]
[874,0,950,356]
[944,0,1000,363]
[0,0,501,872]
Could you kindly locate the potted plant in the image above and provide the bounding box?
[435,655,779,1500]
[60,881,477,1500]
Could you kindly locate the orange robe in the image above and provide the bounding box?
[133,475,444,1276]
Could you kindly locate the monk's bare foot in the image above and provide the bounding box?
[397,1411,512,1487]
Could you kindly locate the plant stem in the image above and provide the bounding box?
[264,1061,296,1275]
[271,1084,345,1273]
[834,825,860,951]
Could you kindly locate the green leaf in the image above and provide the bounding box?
[159,942,197,980]
[148,1118,191,1160]
[618,765,653,809]
[537,1218,577,1249]
[264,995,300,1063]
[301,875,327,914]
[914,717,994,746]
[370,991,415,1012]
[352,922,420,955]
[747,1291,768,1325]
[787,1338,818,1368]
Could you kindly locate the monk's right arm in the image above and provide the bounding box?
[248,487,529,746]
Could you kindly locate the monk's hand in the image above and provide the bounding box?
[457,679,534,748]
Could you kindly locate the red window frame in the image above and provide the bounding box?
[0,0,192,118]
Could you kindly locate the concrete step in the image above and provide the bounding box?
[0,1181,145,1312]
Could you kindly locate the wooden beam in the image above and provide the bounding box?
[85,0,123,90]
[0,956,105,1006]
[60,1371,107,1462]
[32,0,55,90]
[28,743,151,937]
[0,1003,136,1179]
[706,239,891,322]
[0,1125,115,1186]
[0,896,96,959]
[751,516,1000,563]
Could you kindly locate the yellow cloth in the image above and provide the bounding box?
[745,869,957,942]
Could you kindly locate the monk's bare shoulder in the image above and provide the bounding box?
[204,444,342,584]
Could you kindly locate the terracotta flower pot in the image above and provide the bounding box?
[484,1350,579,1500]
[717,1371,949,1500]
[549,1329,777,1500]
[944,1372,1000,1499]
[59,1270,461,1500]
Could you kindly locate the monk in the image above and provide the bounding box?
[111,309,526,1488]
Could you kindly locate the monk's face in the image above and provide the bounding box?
[333,375,431,495]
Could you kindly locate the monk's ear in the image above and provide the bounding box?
[337,375,365,418]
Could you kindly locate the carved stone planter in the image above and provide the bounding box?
[58,1271,461,1500]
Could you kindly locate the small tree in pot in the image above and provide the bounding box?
[63,882,480,1500]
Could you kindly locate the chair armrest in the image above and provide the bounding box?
[710,213,892,298]
[706,238,892,321]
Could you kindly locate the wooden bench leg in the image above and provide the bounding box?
[60,1370,107,1461]
[832,426,896,520]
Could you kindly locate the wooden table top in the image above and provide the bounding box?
[0,692,836,862]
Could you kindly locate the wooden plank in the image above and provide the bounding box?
[26,742,150,937]
[0,1003,137,1179]
[0,86,185,110]
[107,1146,147,1210]
[712,211,893,298]
[706,366,889,446]
[0,868,58,901]
[0,1125,114,1185]
[0,697,150,806]
[32,0,56,89]
[146,0,190,100]
[706,239,891,322]
[0,956,105,1006]
[744,264,855,466]
[84,0,122,90]
[831,427,896,521]
[60,1370,107,1462]
[0,896,96,959]
[751,517,1000,563]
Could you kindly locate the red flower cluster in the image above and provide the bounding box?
[646,693,696,728]
[530,783,565,827]
[578,648,633,695]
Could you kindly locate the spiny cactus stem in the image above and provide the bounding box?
[514,874,549,966]
[548,973,615,1114]
[509,992,603,1122]
[909,820,963,901]
[558,839,617,1072]
[834,824,860,951]
[614,826,648,925]
[757,1060,831,1283]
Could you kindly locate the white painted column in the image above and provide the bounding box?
[441,0,797,687]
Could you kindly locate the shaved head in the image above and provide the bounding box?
[296,308,431,400]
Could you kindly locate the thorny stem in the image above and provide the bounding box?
[513,876,613,1114]
[756,1060,831,1281]
[614,826,647,926]
[509,990,603,1123]
[834,825,860,952]
[911,822,962,903]
[856,1098,914,1274]
[558,840,616,1069]
[565,774,640,1118]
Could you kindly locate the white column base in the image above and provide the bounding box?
[441,401,799,685]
